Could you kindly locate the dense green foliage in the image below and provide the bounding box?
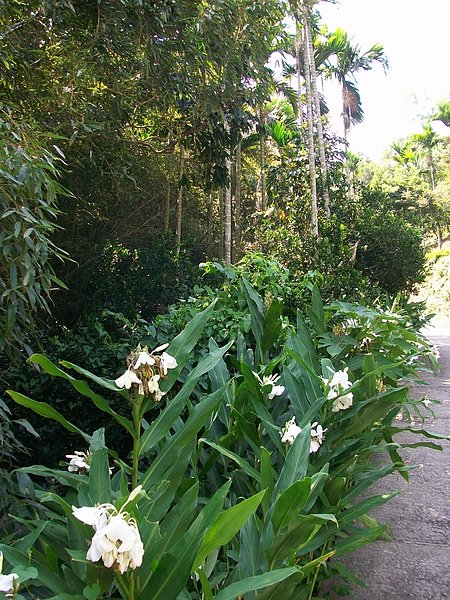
[2,281,445,599]
[0,112,69,357]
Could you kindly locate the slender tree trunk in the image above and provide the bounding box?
[259,107,266,211]
[207,188,214,250]
[164,173,171,234]
[175,145,185,255]
[234,137,242,260]
[304,14,330,217]
[295,20,304,128]
[224,153,232,264]
[429,150,436,189]
[342,87,354,199]
[437,225,442,249]
[218,188,224,260]
[301,13,318,237]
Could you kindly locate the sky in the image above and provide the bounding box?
[318,0,450,160]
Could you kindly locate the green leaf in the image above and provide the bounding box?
[260,447,274,516]
[199,439,260,482]
[339,493,398,525]
[277,424,310,493]
[362,353,377,398]
[161,300,218,392]
[6,390,92,443]
[30,354,135,436]
[142,481,231,600]
[272,478,311,534]
[140,385,227,489]
[340,387,407,439]
[139,342,232,454]
[261,299,283,355]
[83,583,101,600]
[268,514,337,566]
[193,489,266,569]
[215,567,301,600]
[196,568,214,600]
[88,448,111,504]
[306,285,326,334]
[334,525,387,557]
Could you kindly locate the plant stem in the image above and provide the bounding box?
[116,575,132,600]
[307,565,320,600]
[131,399,141,489]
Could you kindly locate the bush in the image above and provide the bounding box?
[355,212,425,294]
[1,282,445,600]
[0,109,69,358]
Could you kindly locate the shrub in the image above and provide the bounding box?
[2,283,445,599]
[0,110,69,358]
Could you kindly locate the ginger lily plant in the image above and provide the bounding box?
[3,285,448,599]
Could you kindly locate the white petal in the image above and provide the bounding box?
[72,505,100,526]
[0,573,18,592]
[134,351,155,369]
[101,515,131,543]
[268,384,284,399]
[115,369,142,389]
[153,343,169,352]
[160,352,178,373]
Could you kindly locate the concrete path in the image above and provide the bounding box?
[335,327,450,599]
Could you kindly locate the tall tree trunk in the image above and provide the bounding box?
[304,14,330,217]
[175,145,185,255]
[437,225,442,249]
[295,20,304,128]
[301,13,318,237]
[164,173,171,234]
[207,188,214,251]
[258,107,266,211]
[429,150,436,189]
[219,188,224,260]
[234,137,242,260]
[342,87,354,199]
[224,153,232,264]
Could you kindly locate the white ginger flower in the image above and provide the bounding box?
[324,368,354,412]
[310,422,326,453]
[66,450,90,473]
[72,487,144,574]
[115,369,142,390]
[255,372,285,399]
[331,392,353,412]
[134,351,155,369]
[280,416,301,444]
[0,552,19,595]
[147,375,160,394]
[281,418,326,453]
[328,368,350,389]
[159,351,177,375]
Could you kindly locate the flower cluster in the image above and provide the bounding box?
[66,450,91,473]
[0,552,19,598]
[280,417,326,453]
[255,372,285,399]
[115,343,177,401]
[323,368,354,412]
[73,487,144,574]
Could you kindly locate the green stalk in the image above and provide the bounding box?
[131,398,142,490]
[116,575,132,600]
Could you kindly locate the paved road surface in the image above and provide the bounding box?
[334,327,450,599]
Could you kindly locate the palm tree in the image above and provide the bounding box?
[328,28,388,142]
[432,100,450,128]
